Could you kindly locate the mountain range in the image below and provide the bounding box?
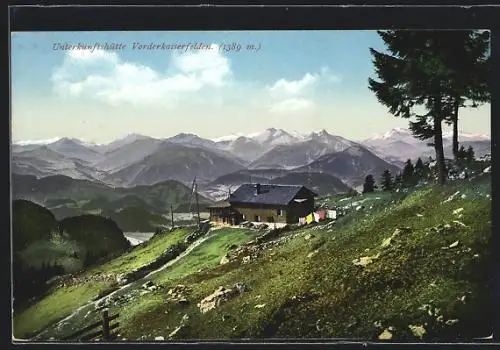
[12,127,490,199]
[361,127,491,166]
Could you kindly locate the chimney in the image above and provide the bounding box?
[254,183,261,195]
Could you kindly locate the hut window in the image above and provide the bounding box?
[254,215,261,222]
[277,209,283,216]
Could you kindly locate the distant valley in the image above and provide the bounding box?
[12,173,213,231]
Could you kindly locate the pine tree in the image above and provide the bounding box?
[362,174,377,194]
[456,145,468,166]
[465,145,475,164]
[402,159,415,186]
[369,31,446,184]
[441,31,490,159]
[380,170,394,191]
[414,157,425,179]
[368,30,489,185]
[394,172,403,188]
[458,145,467,159]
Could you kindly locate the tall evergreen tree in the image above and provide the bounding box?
[380,170,394,191]
[394,172,403,188]
[368,30,489,184]
[414,157,425,179]
[402,159,415,186]
[440,31,490,159]
[362,174,377,194]
[465,145,475,164]
[456,145,468,166]
[457,145,467,159]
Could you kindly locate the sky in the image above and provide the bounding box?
[11,30,491,144]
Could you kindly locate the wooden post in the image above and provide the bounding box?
[170,204,174,230]
[102,309,110,341]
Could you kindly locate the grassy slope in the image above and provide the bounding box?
[89,227,193,275]
[13,228,193,338]
[154,227,257,284]
[14,174,492,341]
[110,227,258,335]
[13,282,110,339]
[115,174,491,341]
[14,227,258,340]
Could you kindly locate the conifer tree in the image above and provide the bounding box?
[414,157,425,180]
[465,145,475,164]
[380,170,394,191]
[394,172,403,188]
[362,174,377,194]
[456,145,468,166]
[441,31,490,158]
[368,30,490,184]
[402,159,415,186]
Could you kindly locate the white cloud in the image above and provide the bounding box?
[171,46,231,87]
[266,67,339,114]
[266,67,340,100]
[267,73,318,99]
[51,45,232,107]
[269,98,315,114]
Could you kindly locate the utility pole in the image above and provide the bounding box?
[170,204,174,230]
[195,181,201,228]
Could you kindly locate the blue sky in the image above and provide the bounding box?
[11,30,490,143]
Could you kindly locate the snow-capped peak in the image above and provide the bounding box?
[249,128,297,145]
[443,131,490,141]
[363,127,491,151]
[13,137,63,146]
[212,128,349,146]
[289,130,309,139]
[379,127,411,140]
[211,133,246,143]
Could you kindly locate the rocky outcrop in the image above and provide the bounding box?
[219,230,296,267]
[219,254,230,265]
[167,284,191,304]
[197,283,251,314]
[142,280,161,292]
